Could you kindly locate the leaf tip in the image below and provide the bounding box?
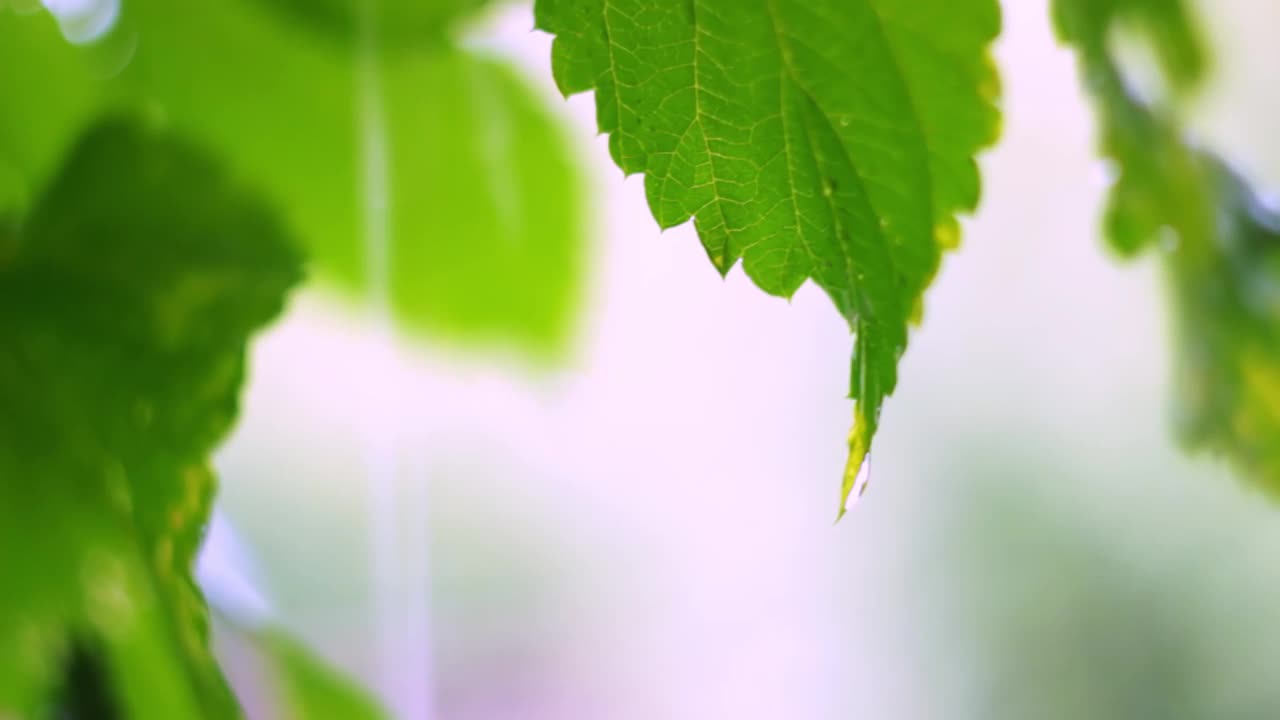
[838,408,873,520]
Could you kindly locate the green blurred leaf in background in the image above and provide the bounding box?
[0,118,301,717]
[534,0,1002,510]
[0,0,585,357]
[1056,0,1280,492]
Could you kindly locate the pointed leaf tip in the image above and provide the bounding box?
[536,0,1002,504]
[838,409,873,521]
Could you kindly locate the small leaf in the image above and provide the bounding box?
[534,0,1003,509]
[0,117,301,717]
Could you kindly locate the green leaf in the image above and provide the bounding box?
[253,0,494,48]
[0,117,301,717]
[1057,0,1280,491]
[534,0,1002,511]
[1166,169,1280,494]
[1053,0,1206,95]
[0,0,585,356]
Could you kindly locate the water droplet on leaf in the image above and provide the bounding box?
[844,453,872,513]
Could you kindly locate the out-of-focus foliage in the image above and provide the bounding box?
[0,0,586,713]
[1054,0,1206,96]
[1056,0,1280,491]
[0,118,300,717]
[0,0,584,356]
[255,0,493,49]
[535,0,1003,511]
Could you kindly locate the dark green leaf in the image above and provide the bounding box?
[0,117,301,717]
[534,0,1002,510]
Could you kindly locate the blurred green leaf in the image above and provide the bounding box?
[1053,0,1206,96]
[931,455,1280,719]
[534,0,1002,510]
[0,0,584,356]
[0,117,301,717]
[1057,0,1280,491]
[253,0,493,49]
[1166,170,1280,495]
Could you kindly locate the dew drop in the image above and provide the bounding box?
[933,220,960,249]
[1157,225,1181,253]
[844,454,872,513]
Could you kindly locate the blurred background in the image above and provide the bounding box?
[182,0,1280,718]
